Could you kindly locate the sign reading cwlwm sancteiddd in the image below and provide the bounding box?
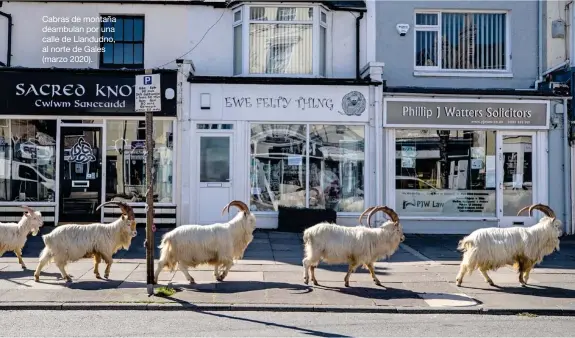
[135,74,161,112]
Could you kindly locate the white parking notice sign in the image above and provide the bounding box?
[135,74,161,112]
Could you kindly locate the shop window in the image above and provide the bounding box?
[414,11,509,73]
[0,119,57,202]
[105,120,174,203]
[233,5,328,76]
[250,123,365,212]
[395,129,496,217]
[100,15,145,69]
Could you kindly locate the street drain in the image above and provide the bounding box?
[418,293,479,307]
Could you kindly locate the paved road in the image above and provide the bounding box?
[1,310,575,337]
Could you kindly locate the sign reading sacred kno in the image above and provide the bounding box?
[384,98,550,129]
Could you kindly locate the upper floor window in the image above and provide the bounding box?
[233,5,328,77]
[414,11,509,73]
[100,16,145,69]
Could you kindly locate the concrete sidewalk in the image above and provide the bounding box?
[1,229,575,314]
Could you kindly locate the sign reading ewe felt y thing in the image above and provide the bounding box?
[384,98,550,129]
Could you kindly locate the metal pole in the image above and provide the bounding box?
[144,70,155,296]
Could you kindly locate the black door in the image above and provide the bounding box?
[59,127,103,223]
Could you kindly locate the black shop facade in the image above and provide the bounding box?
[0,68,178,227]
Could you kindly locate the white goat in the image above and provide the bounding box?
[154,200,256,284]
[455,203,563,287]
[0,206,44,269]
[302,205,405,287]
[34,201,137,283]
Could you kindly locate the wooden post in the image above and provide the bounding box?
[144,69,155,296]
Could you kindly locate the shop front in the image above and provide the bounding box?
[382,95,554,234]
[182,78,376,228]
[0,68,178,227]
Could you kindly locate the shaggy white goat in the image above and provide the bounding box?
[302,205,405,287]
[34,201,137,283]
[455,203,563,287]
[0,206,44,269]
[154,200,256,284]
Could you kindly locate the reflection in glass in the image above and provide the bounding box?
[0,119,56,202]
[250,124,307,211]
[105,120,174,203]
[309,125,364,212]
[250,124,365,212]
[502,135,533,216]
[395,129,496,217]
[200,136,230,183]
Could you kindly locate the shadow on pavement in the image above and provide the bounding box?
[314,284,422,301]
[459,283,575,298]
[170,280,313,295]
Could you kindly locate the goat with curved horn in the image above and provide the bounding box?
[154,199,257,285]
[456,202,564,288]
[34,200,138,283]
[302,205,405,287]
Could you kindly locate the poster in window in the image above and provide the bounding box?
[401,157,415,168]
[401,146,416,158]
[471,159,483,170]
[471,147,485,159]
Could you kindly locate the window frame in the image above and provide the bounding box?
[99,15,145,69]
[413,9,512,77]
[232,3,330,78]
[247,122,367,215]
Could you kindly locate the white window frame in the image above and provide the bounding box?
[413,9,512,78]
[232,3,330,78]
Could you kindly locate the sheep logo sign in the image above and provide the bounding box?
[68,137,96,164]
[338,91,366,116]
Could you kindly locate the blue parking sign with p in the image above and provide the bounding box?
[143,75,153,85]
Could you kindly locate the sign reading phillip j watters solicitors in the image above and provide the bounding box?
[384,98,549,129]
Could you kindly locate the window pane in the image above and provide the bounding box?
[113,43,124,64]
[200,136,230,183]
[124,18,134,41]
[441,13,506,70]
[102,21,114,39]
[134,43,143,64]
[395,129,496,217]
[105,120,174,203]
[102,43,114,63]
[114,18,124,41]
[249,23,313,75]
[250,124,307,211]
[1,119,57,202]
[416,13,438,25]
[233,25,243,75]
[502,135,533,216]
[234,10,242,22]
[250,7,312,21]
[319,26,326,76]
[415,31,438,67]
[123,44,134,64]
[134,19,144,41]
[309,125,365,212]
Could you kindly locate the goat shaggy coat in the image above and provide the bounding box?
[455,204,563,287]
[0,208,44,269]
[154,201,256,284]
[302,206,405,287]
[34,202,137,282]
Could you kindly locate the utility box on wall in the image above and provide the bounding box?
[552,19,566,39]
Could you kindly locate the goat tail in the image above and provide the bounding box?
[158,236,177,272]
[457,237,473,253]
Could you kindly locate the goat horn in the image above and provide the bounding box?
[516,205,531,217]
[222,200,250,215]
[21,205,35,214]
[528,203,556,219]
[358,206,376,226]
[367,206,399,228]
[96,201,136,220]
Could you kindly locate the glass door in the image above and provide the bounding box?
[497,131,537,227]
[59,126,103,223]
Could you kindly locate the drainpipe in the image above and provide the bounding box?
[563,98,573,234]
[355,11,364,79]
[0,10,12,67]
[535,0,543,90]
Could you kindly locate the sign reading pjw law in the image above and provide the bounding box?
[384,98,550,129]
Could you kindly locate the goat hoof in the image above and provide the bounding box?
[104,274,109,279]
[21,265,27,270]
[95,274,101,279]
[312,280,319,286]
[188,280,196,285]
[344,282,350,287]
[34,276,40,282]
[374,279,382,286]
[303,278,309,285]
[487,281,495,287]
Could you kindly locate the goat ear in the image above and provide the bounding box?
[121,214,128,220]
